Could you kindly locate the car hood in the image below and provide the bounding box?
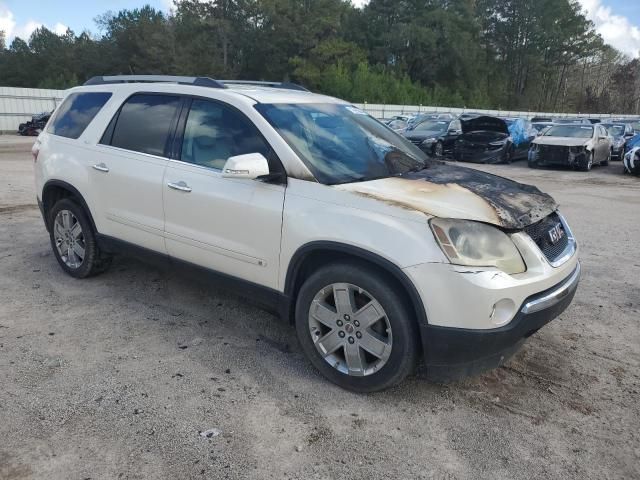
[336,163,557,229]
[533,136,590,147]
[461,116,509,135]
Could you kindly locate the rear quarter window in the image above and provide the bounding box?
[47,92,112,139]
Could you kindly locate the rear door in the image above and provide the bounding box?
[162,97,286,289]
[90,93,183,253]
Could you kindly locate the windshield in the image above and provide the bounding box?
[413,120,448,133]
[255,103,428,184]
[603,124,624,136]
[544,125,593,138]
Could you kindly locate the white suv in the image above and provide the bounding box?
[33,75,580,392]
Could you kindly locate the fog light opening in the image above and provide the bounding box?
[490,299,517,327]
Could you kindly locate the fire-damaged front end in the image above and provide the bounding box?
[335,163,580,380]
[453,116,512,164]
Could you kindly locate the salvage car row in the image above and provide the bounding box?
[383,112,640,174]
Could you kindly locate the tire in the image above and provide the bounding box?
[528,159,538,169]
[579,151,593,171]
[601,150,610,166]
[504,145,514,164]
[434,141,444,157]
[295,262,419,392]
[48,198,112,278]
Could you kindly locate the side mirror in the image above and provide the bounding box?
[222,153,270,180]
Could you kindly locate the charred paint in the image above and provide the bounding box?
[337,162,557,230]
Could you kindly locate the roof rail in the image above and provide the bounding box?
[220,80,309,92]
[83,75,226,88]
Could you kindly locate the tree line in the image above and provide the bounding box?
[0,0,638,114]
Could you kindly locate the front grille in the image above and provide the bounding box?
[523,212,569,263]
[538,145,569,163]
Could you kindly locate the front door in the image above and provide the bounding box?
[162,98,285,289]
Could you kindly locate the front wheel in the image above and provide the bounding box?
[48,198,112,278]
[579,151,593,171]
[295,263,419,392]
[433,141,444,157]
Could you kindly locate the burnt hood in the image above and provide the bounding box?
[336,163,558,229]
[461,116,509,135]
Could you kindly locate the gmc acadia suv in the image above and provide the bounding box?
[33,75,581,392]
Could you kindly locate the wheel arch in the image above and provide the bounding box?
[284,241,428,330]
[42,180,97,233]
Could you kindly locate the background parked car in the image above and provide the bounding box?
[18,111,52,136]
[553,117,591,125]
[529,124,611,171]
[601,123,633,159]
[452,115,515,163]
[387,118,409,131]
[406,112,455,129]
[623,132,640,157]
[402,118,462,156]
[531,116,553,122]
[623,147,640,175]
[610,118,640,135]
[532,121,555,135]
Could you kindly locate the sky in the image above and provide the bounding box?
[0,0,639,58]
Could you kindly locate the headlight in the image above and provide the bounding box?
[421,138,436,144]
[430,218,526,274]
[489,140,507,146]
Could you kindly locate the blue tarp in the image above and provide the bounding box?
[507,118,530,146]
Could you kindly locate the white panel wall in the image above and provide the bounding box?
[0,86,65,132]
[353,103,638,120]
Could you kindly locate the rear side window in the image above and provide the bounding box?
[47,92,112,139]
[105,94,182,157]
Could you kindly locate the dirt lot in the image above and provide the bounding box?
[1,135,639,480]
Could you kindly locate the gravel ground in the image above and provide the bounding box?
[1,136,639,479]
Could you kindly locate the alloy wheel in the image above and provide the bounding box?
[53,209,85,269]
[308,283,392,377]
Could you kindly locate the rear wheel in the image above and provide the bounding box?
[295,262,419,392]
[601,150,611,166]
[48,198,112,278]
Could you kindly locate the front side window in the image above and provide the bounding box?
[47,92,112,139]
[180,99,272,170]
[255,103,427,184]
[107,94,182,156]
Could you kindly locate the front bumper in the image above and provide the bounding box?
[531,146,588,167]
[418,262,581,381]
[612,146,624,158]
[453,144,508,164]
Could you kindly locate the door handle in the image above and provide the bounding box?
[92,163,109,172]
[167,181,192,192]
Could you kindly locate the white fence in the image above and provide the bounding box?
[1,86,638,132]
[353,103,639,121]
[0,87,64,132]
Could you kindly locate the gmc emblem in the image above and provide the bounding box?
[547,223,564,245]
